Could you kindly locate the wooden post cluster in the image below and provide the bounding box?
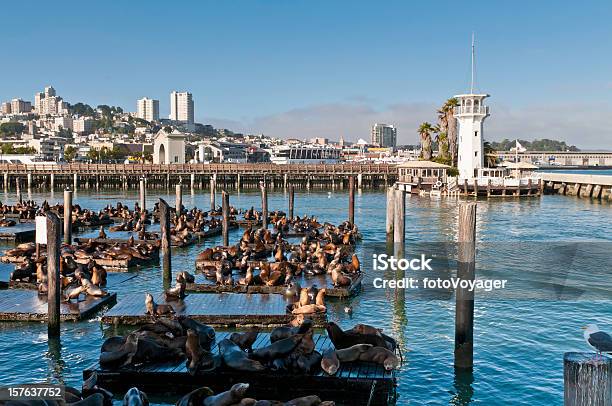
[348,176,355,224]
[175,184,182,217]
[454,202,477,369]
[46,212,62,337]
[139,178,146,212]
[386,187,395,242]
[564,352,611,406]
[210,177,216,211]
[261,182,268,229]
[288,185,295,220]
[63,188,72,244]
[159,198,171,283]
[393,188,405,256]
[222,191,230,246]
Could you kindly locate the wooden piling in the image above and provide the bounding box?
[455,202,477,369]
[463,179,468,196]
[210,178,216,211]
[175,184,182,216]
[260,182,268,229]
[349,176,355,224]
[386,186,395,242]
[222,191,230,246]
[139,178,146,212]
[46,211,61,337]
[393,189,405,256]
[564,352,611,406]
[63,188,72,244]
[473,179,478,197]
[159,198,171,282]
[288,185,295,220]
[486,179,491,197]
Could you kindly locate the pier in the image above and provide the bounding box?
[541,172,612,200]
[83,332,396,405]
[0,163,397,190]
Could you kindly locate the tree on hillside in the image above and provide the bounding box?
[0,122,25,136]
[418,122,434,160]
[64,146,78,162]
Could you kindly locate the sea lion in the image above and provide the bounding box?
[251,334,302,362]
[229,330,259,353]
[291,304,326,315]
[100,334,139,369]
[145,293,175,316]
[326,322,391,350]
[295,350,322,374]
[284,395,322,406]
[176,387,214,406]
[82,372,114,405]
[177,316,215,350]
[346,323,382,336]
[185,329,213,375]
[176,271,195,284]
[358,346,399,371]
[315,288,326,306]
[320,349,339,375]
[336,344,373,362]
[203,382,250,406]
[218,339,266,372]
[298,288,309,307]
[122,387,149,406]
[306,285,318,304]
[165,280,187,300]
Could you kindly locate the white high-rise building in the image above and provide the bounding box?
[370,123,397,148]
[137,97,159,122]
[44,86,56,98]
[10,99,32,114]
[169,91,194,124]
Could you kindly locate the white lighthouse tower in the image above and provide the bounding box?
[455,35,490,180]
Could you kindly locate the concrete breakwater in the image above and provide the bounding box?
[0,163,397,190]
[541,172,612,200]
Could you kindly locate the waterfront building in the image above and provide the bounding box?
[169,91,194,124]
[269,144,341,164]
[370,123,397,148]
[153,128,186,164]
[137,97,159,122]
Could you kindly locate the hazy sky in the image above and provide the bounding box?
[2,0,612,148]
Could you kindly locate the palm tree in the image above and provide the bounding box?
[441,98,459,166]
[483,141,497,167]
[435,131,449,162]
[418,122,434,160]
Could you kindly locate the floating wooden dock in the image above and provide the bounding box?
[186,272,363,298]
[74,252,159,272]
[4,273,137,291]
[101,293,326,327]
[0,290,117,321]
[83,332,396,405]
[0,224,35,242]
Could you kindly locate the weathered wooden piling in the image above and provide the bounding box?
[159,198,171,282]
[261,182,268,229]
[564,352,611,406]
[210,178,216,211]
[139,178,146,212]
[393,188,405,256]
[455,202,477,369]
[222,190,230,246]
[288,185,295,220]
[175,184,182,216]
[47,211,61,337]
[386,186,395,242]
[349,176,355,224]
[63,188,72,244]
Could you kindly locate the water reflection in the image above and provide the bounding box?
[450,367,474,405]
[46,335,64,384]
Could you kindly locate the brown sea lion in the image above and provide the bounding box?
[145,293,174,316]
[251,334,302,362]
[315,288,326,306]
[326,322,392,350]
[346,323,382,336]
[165,281,187,300]
[185,329,213,375]
[298,288,309,307]
[291,304,326,315]
[176,387,214,406]
[218,339,266,372]
[284,395,322,406]
[320,349,340,375]
[336,344,373,362]
[177,316,215,350]
[176,271,195,284]
[203,383,249,406]
[358,346,399,371]
[229,330,259,353]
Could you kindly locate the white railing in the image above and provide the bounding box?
[454,106,489,115]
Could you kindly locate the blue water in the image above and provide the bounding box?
[0,188,611,405]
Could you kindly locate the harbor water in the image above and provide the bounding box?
[0,188,611,405]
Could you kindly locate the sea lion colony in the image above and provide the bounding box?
[0,199,39,220]
[98,317,398,377]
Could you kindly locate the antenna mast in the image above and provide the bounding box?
[470,32,475,94]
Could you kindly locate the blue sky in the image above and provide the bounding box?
[2,0,612,147]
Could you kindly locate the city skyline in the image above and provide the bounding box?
[2,1,612,148]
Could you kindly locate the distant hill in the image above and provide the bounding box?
[489,138,580,152]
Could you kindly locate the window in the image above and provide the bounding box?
[174,156,178,163]
[474,131,478,137]
[475,151,478,157]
